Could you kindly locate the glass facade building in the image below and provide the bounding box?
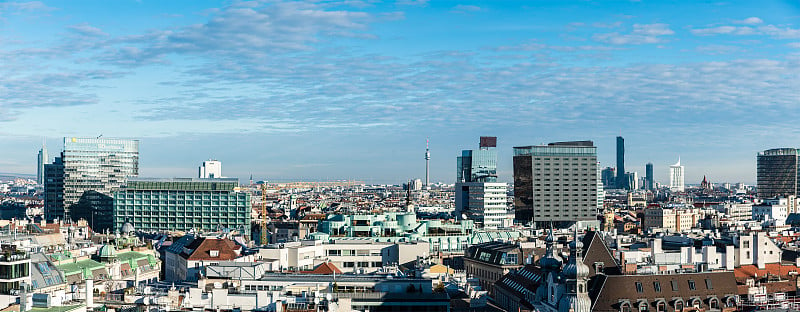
[455,137,509,228]
[112,178,251,233]
[45,138,139,231]
[513,141,601,228]
[457,136,498,183]
[757,148,800,198]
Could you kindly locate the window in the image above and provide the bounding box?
[343,262,355,268]
[674,300,683,311]
[635,282,643,293]
[709,298,720,309]
[209,250,219,257]
[671,280,678,291]
[653,281,661,292]
[688,280,696,290]
[620,302,631,312]
[705,278,713,289]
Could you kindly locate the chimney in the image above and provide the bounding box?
[86,279,93,308]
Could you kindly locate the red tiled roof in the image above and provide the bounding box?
[182,238,242,261]
[306,262,342,275]
[301,214,326,222]
[734,263,800,281]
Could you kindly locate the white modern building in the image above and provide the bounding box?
[669,158,685,192]
[198,160,222,178]
[455,182,510,228]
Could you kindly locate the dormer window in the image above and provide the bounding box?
[210,250,219,257]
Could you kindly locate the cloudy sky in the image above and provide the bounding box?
[2,0,800,184]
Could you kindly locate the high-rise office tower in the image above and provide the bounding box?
[669,158,685,192]
[615,136,626,189]
[44,137,139,231]
[455,136,509,228]
[600,167,616,189]
[757,148,800,198]
[457,136,498,183]
[513,141,601,228]
[199,160,222,178]
[37,142,48,185]
[645,162,654,190]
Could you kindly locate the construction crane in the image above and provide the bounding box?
[261,183,268,245]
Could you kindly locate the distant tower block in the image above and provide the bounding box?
[425,138,431,187]
[199,160,222,178]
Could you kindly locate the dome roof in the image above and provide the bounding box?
[122,222,135,233]
[98,244,117,258]
[563,237,590,279]
[558,294,592,312]
[539,253,563,271]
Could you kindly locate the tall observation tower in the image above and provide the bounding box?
[425,138,430,187]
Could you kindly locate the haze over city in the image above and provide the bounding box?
[3,0,800,184]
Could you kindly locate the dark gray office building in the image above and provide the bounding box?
[645,162,654,190]
[616,136,626,189]
[757,148,800,198]
[513,141,602,228]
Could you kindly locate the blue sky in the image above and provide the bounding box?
[2,0,800,184]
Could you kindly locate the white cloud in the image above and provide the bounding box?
[691,24,800,39]
[735,17,763,25]
[451,4,482,13]
[593,23,674,45]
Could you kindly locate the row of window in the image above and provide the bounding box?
[634,278,713,294]
[342,261,383,268]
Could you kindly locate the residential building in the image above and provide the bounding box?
[112,178,251,233]
[643,207,699,233]
[44,137,139,232]
[669,158,685,192]
[752,200,789,227]
[163,237,251,282]
[316,212,520,254]
[513,141,602,228]
[463,241,523,294]
[713,202,753,222]
[757,148,800,198]
[198,160,222,179]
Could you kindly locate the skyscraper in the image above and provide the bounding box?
[645,162,654,190]
[457,136,498,183]
[36,142,48,185]
[757,148,800,198]
[669,158,684,192]
[615,136,625,189]
[513,141,601,228]
[199,160,222,178]
[45,137,139,231]
[455,136,509,228]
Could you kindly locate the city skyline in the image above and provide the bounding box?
[3,1,800,184]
